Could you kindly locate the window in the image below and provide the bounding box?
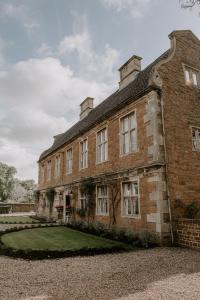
[79,190,87,210]
[40,164,45,183]
[96,185,108,216]
[55,155,61,178]
[47,160,51,181]
[66,148,73,174]
[192,127,200,151]
[97,128,108,163]
[184,66,199,87]
[122,181,139,217]
[80,139,88,169]
[121,112,137,155]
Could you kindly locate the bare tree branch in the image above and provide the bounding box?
[180,0,200,8]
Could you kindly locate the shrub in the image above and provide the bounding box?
[184,201,200,219]
[76,208,86,218]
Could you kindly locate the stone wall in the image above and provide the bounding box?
[174,218,200,250]
[10,203,35,213]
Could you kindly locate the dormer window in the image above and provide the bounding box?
[184,66,199,87]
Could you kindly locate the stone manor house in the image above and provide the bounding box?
[37,30,200,243]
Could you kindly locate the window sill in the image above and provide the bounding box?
[96,159,109,165]
[119,149,138,158]
[122,214,141,219]
[192,149,200,152]
[96,213,109,217]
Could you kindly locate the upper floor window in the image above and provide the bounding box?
[47,160,51,181]
[120,112,137,155]
[66,148,73,174]
[96,185,108,216]
[80,139,88,169]
[55,155,61,178]
[122,181,139,217]
[184,66,200,87]
[97,128,108,163]
[40,164,45,183]
[192,127,200,151]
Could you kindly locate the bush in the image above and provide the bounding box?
[76,208,86,218]
[68,220,156,248]
[184,201,200,219]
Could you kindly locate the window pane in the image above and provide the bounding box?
[193,72,198,86]
[130,129,137,151]
[122,132,129,154]
[130,114,136,129]
[185,69,190,83]
[122,117,128,132]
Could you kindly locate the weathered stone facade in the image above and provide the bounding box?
[37,30,200,244]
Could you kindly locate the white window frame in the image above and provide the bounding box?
[47,160,51,181]
[191,126,200,151]
[55,154,61,178]
[79,189,87,210]
[66,147,73,174]
[183,64,200,88]
[121,179,140,219]
[96,185,109,216]
[80,138,88,170]
[96,127,108,164]
[120,111,137,156]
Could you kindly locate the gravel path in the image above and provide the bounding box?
[0,247,200,300]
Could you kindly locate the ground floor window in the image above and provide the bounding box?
[80,191,87,210]
[96,185,108,216]
[122,181,139,217]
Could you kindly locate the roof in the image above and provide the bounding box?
[39,49,170,162]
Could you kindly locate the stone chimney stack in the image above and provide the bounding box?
[119,55,142,90]
[80,97,94,120]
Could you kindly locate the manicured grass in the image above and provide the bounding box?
[1,226,132,251]
[0,216,39,224]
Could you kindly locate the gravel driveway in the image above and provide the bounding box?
[0,247,200,300]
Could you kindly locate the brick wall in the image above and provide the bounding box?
[174,218,200,250]
[158,31,200,217]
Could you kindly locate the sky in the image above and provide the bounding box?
[0,0,199,182]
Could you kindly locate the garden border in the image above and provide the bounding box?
[0,225,134,260]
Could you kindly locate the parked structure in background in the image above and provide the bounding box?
[37,30,200,244]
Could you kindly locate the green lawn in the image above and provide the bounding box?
[1,226,131,251]
[0,216,38,224]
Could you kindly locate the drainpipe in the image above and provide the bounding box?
[63,191,66,223]
[160,91,174,245]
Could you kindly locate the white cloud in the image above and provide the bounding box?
[36,43,54,57]
[0,2,40,33]
[58,14,120,82]
[100,0,156,18]
[0,13,120,181]
[0,55,118,181]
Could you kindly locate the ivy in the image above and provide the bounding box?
[46,188,55,214]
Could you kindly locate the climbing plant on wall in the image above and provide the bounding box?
[46,188,55,215]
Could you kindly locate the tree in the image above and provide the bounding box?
[20,179,36,202]
[180,0,200,8]
[0,162,17,202]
